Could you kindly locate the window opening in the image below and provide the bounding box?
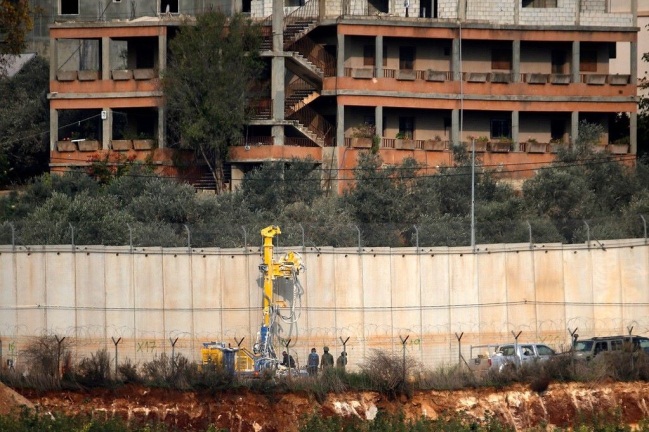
[523,0,557,7]
[399,46,415,71]
[551,50,566,74]
[491,49,512,70]
[399,117,414,139]
[160,0,179,14]
[60,0,79,15]
[490,119,511,139]
[550,119,565,141]
[580,50,597,72]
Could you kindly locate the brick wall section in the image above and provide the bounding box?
[467,0,515,24]
[582,0,606,12]
[581,12,634,26]
[520,1,577,25]
[438,0,458,19]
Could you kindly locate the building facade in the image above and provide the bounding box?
[45,0,639,191]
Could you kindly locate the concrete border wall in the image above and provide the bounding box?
[1,238,648,370]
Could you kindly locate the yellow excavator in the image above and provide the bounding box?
[201,225,304,374]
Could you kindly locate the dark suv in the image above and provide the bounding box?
[573,335,649,361]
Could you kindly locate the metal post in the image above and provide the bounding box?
[112,337,121,379]
[455,332,464,366]
[641,215,647,244]
[183,224,191,252]
[413,225,419,251]
[339,336,350,353]
[353,225,361,253]
[471,138,475,251]
[10,222,15,250]
[69,223,74,248]
[526,220,533,250]
[511,330,522,367]
[127,223,133,252]
[285,339,292,379]
[399,335,409,383]
[583,220,590,247]
[568,328,578,375]
[241,226,247,251]
[299,223,305,252]
[170,337,179,372]
[55,335,66,381]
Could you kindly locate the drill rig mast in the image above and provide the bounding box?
[253,225,304,371]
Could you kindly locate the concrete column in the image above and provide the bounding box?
[272,57,285,122]
[102,108,112,150]
[451,108,459,146]
[375,35,383,78]
[157,107,165,148]
[630,41,638,84]
[571,111,579,145]
[633,0,638,27]
[630,112,637,155]
[272,125,285,146]
[514,0,520,25]
[512,40,520,83]
[375,105,383,138]
[271,0,285,124]
[571,41,580,83]
[50,108,58,151]
[272,0,283,52]
[337,33,345,78]
[101,37,110,80]
[452,37,460,81]
[50,37,57,81]
[511,110,519,151]
[336,104,345,147]
[158,32,167,73]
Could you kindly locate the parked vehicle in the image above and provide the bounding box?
[573,335,649,361]
[469,342,556,375]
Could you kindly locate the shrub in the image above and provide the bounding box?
[141,353,194,390]
[20,335,72,390]
[75,349,112,387]
[417,364,477,390]
[118,357,142,384]
[359,349,417,400]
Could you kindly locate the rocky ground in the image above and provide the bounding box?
[2,381,649,431]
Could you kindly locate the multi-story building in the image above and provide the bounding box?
[44,0,639,192]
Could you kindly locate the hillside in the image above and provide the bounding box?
[4,381,649,431]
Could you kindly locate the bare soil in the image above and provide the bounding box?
[3,381,649,431]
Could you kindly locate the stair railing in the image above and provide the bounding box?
[287,102,334,146]
[288,35,336,76]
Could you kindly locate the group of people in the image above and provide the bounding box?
[281,346,348,376]
[307,346,347,376]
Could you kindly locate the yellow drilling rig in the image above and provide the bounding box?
[201,225,304,374]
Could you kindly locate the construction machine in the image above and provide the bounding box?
[201,225,304,374]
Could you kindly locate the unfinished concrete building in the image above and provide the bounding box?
[45,0,639,191]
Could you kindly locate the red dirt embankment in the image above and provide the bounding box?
[5,381,649,431]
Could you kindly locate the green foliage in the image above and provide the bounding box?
[163,11,264,194]
[0,0,34,75]
[0,55,49,185]
[241,157,323,213]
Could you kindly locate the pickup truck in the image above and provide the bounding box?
[469,343,556,375]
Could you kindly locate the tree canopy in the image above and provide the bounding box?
[0,0,33,75]
[162,11,264,194]
[0,55,49,186]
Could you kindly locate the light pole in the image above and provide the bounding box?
[471,137,475,251]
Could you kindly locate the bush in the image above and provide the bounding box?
[359,349,417,400]
[20,335,71,390]
[141,353,194,390]
[118,357,142,384]
[75,349,112,387]
[417,364,477,390]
